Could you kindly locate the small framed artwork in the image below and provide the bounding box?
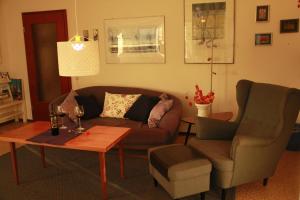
[9,79,23,100]
[255,33,272,46]
[256,5,269,22]
[280,19,299,33]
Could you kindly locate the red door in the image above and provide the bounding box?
[22,10,71,120]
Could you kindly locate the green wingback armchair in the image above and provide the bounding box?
[188,80,300,200]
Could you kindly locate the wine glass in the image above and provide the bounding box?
[56,105,67,129]
[74,105,85,132]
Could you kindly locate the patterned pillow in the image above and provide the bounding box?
[148,99,174,128]
[100,92,141,118]
[59,90,79,121]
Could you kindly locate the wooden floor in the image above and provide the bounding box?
[0,121,299,200]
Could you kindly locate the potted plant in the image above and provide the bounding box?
[186,85,215,117]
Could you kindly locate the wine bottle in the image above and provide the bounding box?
[50,105,59,136]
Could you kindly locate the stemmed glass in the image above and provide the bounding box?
[56,105,67,129]
[74,105,85,132]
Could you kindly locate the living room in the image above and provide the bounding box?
[0,0,299,200]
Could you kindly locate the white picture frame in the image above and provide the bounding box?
[184,0,235,64]
[104,16,165,64]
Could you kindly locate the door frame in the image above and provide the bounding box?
[22,10,71,120]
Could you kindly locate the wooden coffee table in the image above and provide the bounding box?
[0,121,131,200]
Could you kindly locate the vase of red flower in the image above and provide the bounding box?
[186,85,215,117]
[195,103,211,117]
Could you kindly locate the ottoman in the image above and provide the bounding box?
[148,144,212,199]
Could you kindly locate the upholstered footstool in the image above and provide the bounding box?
[148,144,212,200]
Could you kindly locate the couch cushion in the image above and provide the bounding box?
[124,95,160,122]
[75,95,101,120]
[149,144,211,181]
[79,118,171,146]
[59,90,78,122]
[148,99,174,128]
[122,125,172,146]
[188,138,233,172]
[82,117,143,128]
[100,92,141,118]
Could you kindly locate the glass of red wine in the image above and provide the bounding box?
[56,105,67,129]
[74,105,85,133]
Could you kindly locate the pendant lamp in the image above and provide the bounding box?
[57,0,99,76]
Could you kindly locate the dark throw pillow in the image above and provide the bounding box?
[124,95,160,122]
[75,95,101,120]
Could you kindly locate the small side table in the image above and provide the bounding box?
[181,112,233,145]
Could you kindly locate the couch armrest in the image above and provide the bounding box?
[158,98,182,142]
[196,117,239,140]
[48,93,68,112]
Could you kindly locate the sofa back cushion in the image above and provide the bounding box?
[75,95,101,120]
[59,90,78,121]
[124,95,160,122]
[100,92,141,118]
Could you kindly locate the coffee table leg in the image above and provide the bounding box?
[40,146,46,168]
[99,152,107,200]
[9,142,19,185]
[118,144,125,178]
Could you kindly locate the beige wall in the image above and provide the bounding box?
[0,0,299,124]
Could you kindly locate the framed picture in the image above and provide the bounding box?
[184,0,235,64]
[255,33,272,46]
[9,79,23,100]
[104,16,165,64]
[256,5,269,22]
[280,19,299,33]
[0,72,10,83]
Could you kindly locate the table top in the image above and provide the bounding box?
[182,112,233,124]
[0,121,131,152]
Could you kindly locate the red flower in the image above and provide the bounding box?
[193,85,215,104]
[185,85,215,106]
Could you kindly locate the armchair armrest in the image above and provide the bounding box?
[196,117,239,140]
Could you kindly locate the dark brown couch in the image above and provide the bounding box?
[49,86,182,149]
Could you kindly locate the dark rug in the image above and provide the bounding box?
[0,146,235,200]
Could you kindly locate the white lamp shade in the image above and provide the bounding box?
[57,41,99,76]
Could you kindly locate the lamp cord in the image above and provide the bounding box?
[74,0,78,35]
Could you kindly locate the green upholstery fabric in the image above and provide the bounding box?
[149,145,201,180]
[189,79,300,189]
[236,83,290,138]
[168,159,211,181]
[189,139,233,172]
[148,144,212,199]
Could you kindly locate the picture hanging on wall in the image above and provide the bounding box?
[104,16,165,64]
[280,19,299,33]
[184,0,235,64]
[255,33,272,46]
[256,5,269,22]
[0,72,10,83]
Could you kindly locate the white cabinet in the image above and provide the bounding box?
[0,81,27,124]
